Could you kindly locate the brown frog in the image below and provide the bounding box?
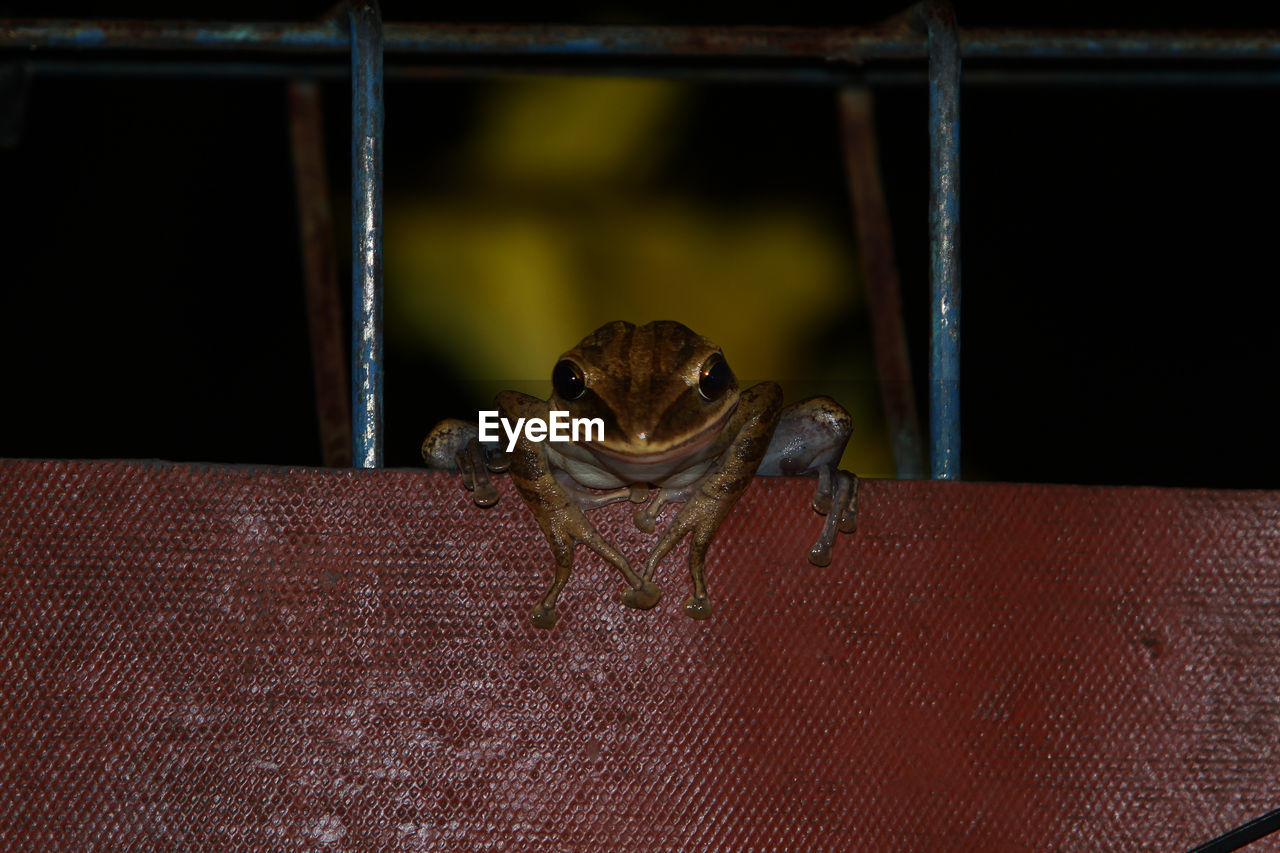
[422,320,858,628]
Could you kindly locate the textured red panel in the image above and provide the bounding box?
[1,460,1278,850]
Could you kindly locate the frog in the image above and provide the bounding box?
[422,320,859,629]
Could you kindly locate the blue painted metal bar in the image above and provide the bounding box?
[924,1,961,480]
[349,0,383,469]
[3,20,1280,63]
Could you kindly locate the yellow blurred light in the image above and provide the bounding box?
[384,76,894,476]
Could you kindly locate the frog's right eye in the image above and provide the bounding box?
[552,360,586,400]
[698,353,734,402]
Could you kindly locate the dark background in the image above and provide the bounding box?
[2,1,1278,487]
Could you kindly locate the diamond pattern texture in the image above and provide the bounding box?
[2,459,1279,850]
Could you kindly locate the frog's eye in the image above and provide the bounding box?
[552,359,586,401]
[698,353,734,402]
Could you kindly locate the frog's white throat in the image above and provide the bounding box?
[547,404,735,490]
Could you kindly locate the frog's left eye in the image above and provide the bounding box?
[552,359,586,400]
[698,353,734,402]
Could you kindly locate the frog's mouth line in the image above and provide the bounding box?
[586,404,736,466]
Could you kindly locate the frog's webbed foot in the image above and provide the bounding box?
[530,602,559,629]
[683,594,714,620]
[421,418,508,507]
[808,466,860,567]
[619,580,662,610]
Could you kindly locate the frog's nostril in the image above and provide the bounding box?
[619,420,655,447]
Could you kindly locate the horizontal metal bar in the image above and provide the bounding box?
[23,59,1280,88]
[19,58,856,84]
[0,20,913,58]
[960,28,1280,61]
[3,19,1279,63]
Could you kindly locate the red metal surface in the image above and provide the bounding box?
[1,460,1278,850]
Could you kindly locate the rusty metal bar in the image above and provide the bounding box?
[287,79,352,468]
[0,20,919,59]
[0,61,29,147]
[923,1,961,481]
[19,59,1280,88]
[838,87,925,480]
[3,19,1280,63]
[349,0,383,469]
[16,58,857,84]
[959,29,1280,61]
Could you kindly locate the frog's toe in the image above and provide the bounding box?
[838,474,860,532]
[807,470,857,560]
[472,478,500,508]
[808,540,833,567]
[683,594,713,620]
[530,603,559,629]
[838,506,858,533]
[620,580,661,610]
[633,509,657,534]
[485,448,511,473]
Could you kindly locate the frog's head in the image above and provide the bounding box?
[549,320,740,464]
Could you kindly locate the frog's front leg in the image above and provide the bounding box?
[495,391,660,628]
[642,382,784,620]
[758,396,860,567]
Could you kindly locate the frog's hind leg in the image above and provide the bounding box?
[531,533,574,630]
[808,467,859,567]
[457,439,500,506]
[683,527,716,620]
[421,419,507,507]
[760,396,859,566]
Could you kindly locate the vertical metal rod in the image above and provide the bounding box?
[348,0,384,468]
[287,78,353,467]
[0,61,31,148]
[925,1,961,480]
[838,86,926,479]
